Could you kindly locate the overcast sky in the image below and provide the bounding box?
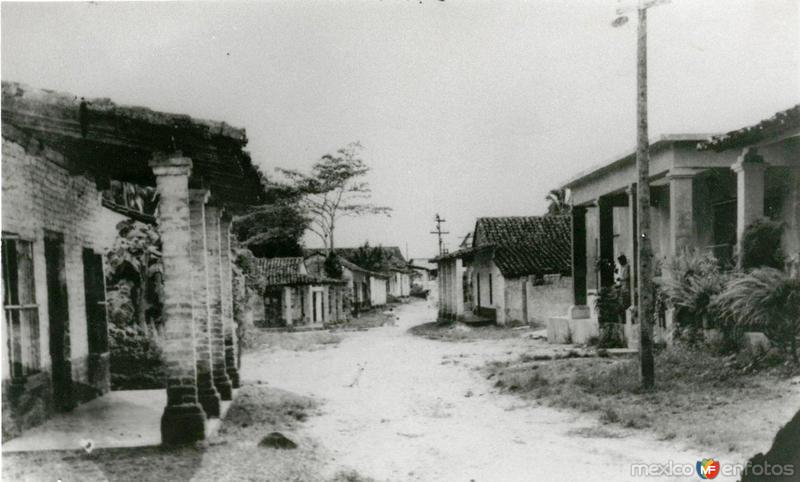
[2,0,798,258]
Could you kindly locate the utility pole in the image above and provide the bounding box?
[430,214,450,256]
[613,0,668,390]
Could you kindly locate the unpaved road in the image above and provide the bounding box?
[242,300,738,482]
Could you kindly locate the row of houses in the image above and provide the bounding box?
[1,82,264,444]
[432,105,800,348]
[245,246,423,328]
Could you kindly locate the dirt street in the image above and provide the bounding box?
[242,300,732,482]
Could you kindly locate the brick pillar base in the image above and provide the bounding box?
[161,404,206,445]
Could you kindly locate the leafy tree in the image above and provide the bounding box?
[545,188,571,216]
[233,203,308,258]
[324,252,343,279]
[105,219,163,332]
[277,142,392,250]
[350,242,386,272]
[232,180,310,258]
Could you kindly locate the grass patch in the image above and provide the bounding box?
[485,344,800,455]
[409,321,530,342]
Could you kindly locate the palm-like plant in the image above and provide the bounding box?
[545,189,571,216]
[712,268,800,362]
[662,249,725,331]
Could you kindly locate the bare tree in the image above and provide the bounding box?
[277,142,392,251]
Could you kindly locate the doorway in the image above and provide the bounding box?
[45,231,74,411]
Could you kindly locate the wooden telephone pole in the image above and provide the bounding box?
[430,214,450,256]
[613,0,669,389]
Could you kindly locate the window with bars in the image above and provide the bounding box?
[2,236,41,378]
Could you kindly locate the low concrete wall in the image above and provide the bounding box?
[526,276,573,326]
[547,316,599,344]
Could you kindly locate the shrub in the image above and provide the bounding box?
[594,285,627,325]
[662,249,728,335]
[109,324,165,389]
[740,219,785,270]
[713,268,800,362]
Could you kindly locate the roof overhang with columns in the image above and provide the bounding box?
[1,81,264,207]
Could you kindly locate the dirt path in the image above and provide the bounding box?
[242,300,734,482]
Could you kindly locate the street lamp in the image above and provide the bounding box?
[612,0,669,390]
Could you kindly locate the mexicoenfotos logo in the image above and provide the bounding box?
[696,458,720,479]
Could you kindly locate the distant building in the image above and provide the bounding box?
[432,216,572,326]
[250,257,346,327]
[304,251,389,312]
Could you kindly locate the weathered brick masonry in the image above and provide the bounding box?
[2,137,113,439]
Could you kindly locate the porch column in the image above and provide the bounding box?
[283,287,293,326]
[731,148,768,246]
[626,184,638,307]
[597,197,615,287]
[322,286,330,324]
[150,153,205,445]
[454,258,464,320]
[336,286,344,321]
[205,206,232,401]
[668,168,695,254]
[569,206,590,318]
[219,215,239,388]
[189,189,220,418]
[304,285,313,323]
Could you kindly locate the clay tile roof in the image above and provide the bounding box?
[471,216,572,278]
[252,257,343,287]
[701,105,800,152]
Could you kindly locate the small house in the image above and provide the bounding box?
[432,216,572,326]
[251,257,346,327]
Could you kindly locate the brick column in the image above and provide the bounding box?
[150,153,206,445]
[218,215,239,388]
[206,205,232,400]
[668,168,696,255]
[189,189,220,418]
[732,148,768,247]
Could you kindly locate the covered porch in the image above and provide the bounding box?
[556,124,800,347]
[2,83,263,446]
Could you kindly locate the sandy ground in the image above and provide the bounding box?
[242,300,740,482]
